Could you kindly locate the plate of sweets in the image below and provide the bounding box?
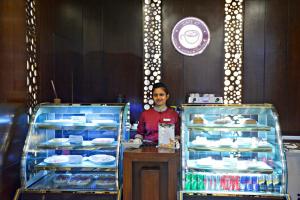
[44,155,69,165]
[67,174,92,186]
[95,178,115,186]
[52,174,71,185]
[91,138,115,145]
[88,154,116,165]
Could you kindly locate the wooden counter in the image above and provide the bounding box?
[123,146,180,200]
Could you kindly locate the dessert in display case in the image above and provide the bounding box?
[179,104,289,200]
[15,103,129,200]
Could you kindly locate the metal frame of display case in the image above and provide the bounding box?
[16,103,129,200]
[0,104,28,200]
[179,104,289,200]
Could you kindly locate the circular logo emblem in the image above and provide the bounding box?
[172,17,210,56]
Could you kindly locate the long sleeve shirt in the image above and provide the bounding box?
[136,107,180,143]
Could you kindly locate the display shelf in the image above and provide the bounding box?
[28,174,117,191]
[188,144,272,153]
[187,124,271,132]
[34,122,118,131]
[37,141,118,150]
[35,161,117,172]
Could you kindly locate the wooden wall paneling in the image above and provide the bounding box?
[38,0,83,103]
[243,0,266,103]
[286,0,300,133]
[101,0,143,104]
[37,0,55,103]
[162,0,185,106]
[53,0,83,103]
[79,0,104,103]
[0,0,26,103]
[163,0,224,106]
[183,0,224,99]
[264,0,289,132]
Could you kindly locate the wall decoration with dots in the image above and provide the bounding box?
[143,0,162,110]
[223,0,244,104]
[25,0,38,117]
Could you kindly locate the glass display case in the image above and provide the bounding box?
[179,104,289,199]
[18,103,129,200]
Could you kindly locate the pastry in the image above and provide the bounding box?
[88,154,116,164]
[214,117,232,124]
[68,175,92,186]
[91,138,115,144]
[240,118,257,125]
[53,174,70,185]
[193,116,204,124]
[96,178,115,186]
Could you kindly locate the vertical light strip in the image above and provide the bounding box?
[25,0,38,117]
[143,0,162,110]
[224,0,244,104]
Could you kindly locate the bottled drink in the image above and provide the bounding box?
[258,175,267,192]
[215,175,221,191]
[266,174,273,192]
[185,173,192,190]
[197,174,205,190]
[240,176,247,191]
[273,173,281,193]
[252,176,259,192]
[191,173,198,190]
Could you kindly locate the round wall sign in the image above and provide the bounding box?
[172,17,210,56]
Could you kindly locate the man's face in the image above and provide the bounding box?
[153,87,169,107]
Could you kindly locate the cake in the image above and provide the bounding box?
[214,117,232,124]
[53,174,70,185]
[96,178,115,186]
[240,118,257,125]
[193,116,204,124]
[68,175,92,186]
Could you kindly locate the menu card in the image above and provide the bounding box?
[158,123,175,148]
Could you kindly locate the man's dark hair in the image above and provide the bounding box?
[152,82,169,95]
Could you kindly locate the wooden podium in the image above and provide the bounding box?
[123,146,180,200]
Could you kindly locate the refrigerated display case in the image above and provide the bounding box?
[179,104,289,200]
[15,103,129,200]
[0,104,28,200]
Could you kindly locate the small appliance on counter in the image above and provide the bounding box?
[187,93,223,104]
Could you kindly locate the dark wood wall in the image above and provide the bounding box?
[0,0,26,103]
[1,0,300,133]
[162,0,225,106]
[162,0,300,134]
[37,0,143,121]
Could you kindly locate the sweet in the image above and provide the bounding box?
[193,116,204,124]
[53,174,70,185]
[88,154,116,164]
[214,117,232,124]
[91,138,115,144]
[240,118,257,125]
[68,175,92,186]
[96,178,115,186]
[44,155,69,165]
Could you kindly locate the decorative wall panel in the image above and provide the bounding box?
[143,0,162,110]
[25,0,38,117]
